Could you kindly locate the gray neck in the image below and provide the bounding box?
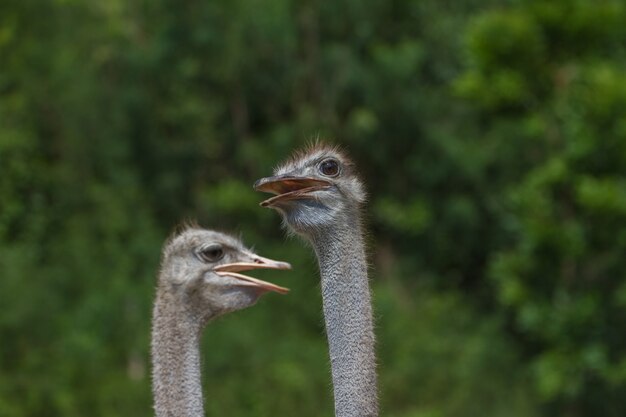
[151,291,206,417]
[311,215,378,417]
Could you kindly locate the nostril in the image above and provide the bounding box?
[253,258,263,264]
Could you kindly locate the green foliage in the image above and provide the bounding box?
[1,0,625,416]
[459,0,626,413]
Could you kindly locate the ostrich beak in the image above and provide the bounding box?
[214,255,291,294]
[254,175,332,207]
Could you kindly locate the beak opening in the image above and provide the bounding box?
[213,255,291,294]
[254,176,332,207]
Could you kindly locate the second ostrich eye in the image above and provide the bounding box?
[319,159,340,177]
[198,245,224,263]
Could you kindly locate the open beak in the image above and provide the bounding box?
[254,175,332,207]
[213,255,291,294]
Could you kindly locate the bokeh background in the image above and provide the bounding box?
[1,0,625,416]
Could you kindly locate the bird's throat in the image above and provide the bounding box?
[311,220,379,417]
[151,293,206,417]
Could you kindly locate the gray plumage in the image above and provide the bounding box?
[151,227,290,417]
[255,144,378,417]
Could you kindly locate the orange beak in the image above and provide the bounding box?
[213,255,291,294]
[254,176,332,207]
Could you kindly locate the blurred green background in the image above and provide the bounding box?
[1,0,625,416]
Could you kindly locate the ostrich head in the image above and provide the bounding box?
[254,143,365,235]
[158,227,291,321]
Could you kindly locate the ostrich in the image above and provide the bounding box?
[151,226,291,417]
[254,144,378,417]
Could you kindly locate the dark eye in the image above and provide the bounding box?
[319,159,340,177]
[198,245,224,262]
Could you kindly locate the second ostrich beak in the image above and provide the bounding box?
[254,176,332,207]
[213,256,292,294]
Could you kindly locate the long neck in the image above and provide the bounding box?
[151,291,206,417]
[311,215,378,417]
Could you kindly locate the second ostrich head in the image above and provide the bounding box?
[158,227,291,322]
[254,145,379,417]
[253,144,365,235]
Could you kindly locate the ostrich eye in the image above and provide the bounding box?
[319,159,340,177]
[198,245,224,262]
